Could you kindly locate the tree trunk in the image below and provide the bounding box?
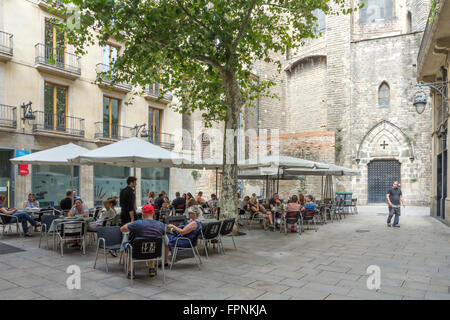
[220,70,244,234]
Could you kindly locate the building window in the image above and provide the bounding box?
[406,11,412,33]
[32,164,79,207]
[103,96,120,139]
[45,18,66,64]
[141,168,170,205]
[44,82,67,131]
[94,165,129,206]
[360,0,394,23]
[313,9,326,35]
[102,43,120,68]
[149,107,162,145]
[378,82,390,107]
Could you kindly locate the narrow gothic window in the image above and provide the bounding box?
[406,11,412,33]
[313,9,326,35]
[360,0,394,23]
[379,82,390,107]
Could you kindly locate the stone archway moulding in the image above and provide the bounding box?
[355,120,415,162]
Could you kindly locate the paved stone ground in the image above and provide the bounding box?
[0,208,449,300]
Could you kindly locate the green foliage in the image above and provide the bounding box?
[297,179,307,194]
[55,0,353,126]
[191,170,201,180]
[429,0,440,24]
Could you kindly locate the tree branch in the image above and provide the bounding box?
[231,0,258,53]
[175,0,213,34]
[195,55,224,73]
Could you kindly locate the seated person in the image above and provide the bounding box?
[88,197,118,232]
[167,206,202,248]
[172,192,186,212]
[285,195,301,232]
[60,190,74,211]
[249,193,257,205]
[147,191,155,205]
[195,191,207,207]
[269,193,282,225]
[23,193,39,209]
[286,195,301,213]
[207,194,218,209]
[186,193,197,208]
[301,195,316,214]
[238,196,250,215]
[0,194,40,237]
[298,193,306,206]
[68,197,89,218]
[121,204,169,279]
[249,197,262,215]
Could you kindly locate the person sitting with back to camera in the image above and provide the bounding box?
[285,195,302,232]
[301,195,316,214]
[121,204,169,279]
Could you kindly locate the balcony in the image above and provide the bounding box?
[96,63,132,94]
[0,104,17,129]
[94,122,134,142]
[35,43,81,79]
[143,84,173,104]
[37,0,65,16]
[32,111,85,137]
[0,31,13,62]
[148,132,175,150]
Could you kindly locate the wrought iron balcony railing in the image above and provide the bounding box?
[0,31,13,58]
[35,43,81,76]
[32,111,85,136]
[95,63,132,92]
[145,83,173,102]
[94,122,134,140]
[148,132,175,149]
[0,104,17,128]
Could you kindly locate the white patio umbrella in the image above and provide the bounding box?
[69,137,184,171]
[10,143,90,206]
[10,143,89,166]
[284,164,360,176]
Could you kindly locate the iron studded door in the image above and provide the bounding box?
[368,160,401,203]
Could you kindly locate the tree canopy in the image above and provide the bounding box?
[56,0,355,125]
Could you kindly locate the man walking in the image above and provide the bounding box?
[120,176,137,226]
[386,181,405,228]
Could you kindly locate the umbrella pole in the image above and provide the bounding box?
[321,176,324,201]
[215,167,218,196]
[71,165,74,207]
[276,168,280,194]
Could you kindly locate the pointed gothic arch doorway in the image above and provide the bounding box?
[368,160,401,203]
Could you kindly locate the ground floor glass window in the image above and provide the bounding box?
[141,168,169,205]
[32,165,79,207]
[94,165,130,206]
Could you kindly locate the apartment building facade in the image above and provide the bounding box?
[0,0,185,208]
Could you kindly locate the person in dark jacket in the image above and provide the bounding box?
[171,192,186,211]
[59,190,74,211]
[120,176,137,226]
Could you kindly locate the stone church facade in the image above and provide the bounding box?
[251,0,433,205]
[182,0,433,206]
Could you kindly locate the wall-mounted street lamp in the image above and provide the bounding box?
[133,123,148,138]
[413,81,448,114]
[21,101,35,122]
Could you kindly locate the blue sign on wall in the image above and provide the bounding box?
[15,150,30,157]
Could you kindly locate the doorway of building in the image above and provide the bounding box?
[368,160,401,203]
[0,150,14,207]
[437,150,447,220]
